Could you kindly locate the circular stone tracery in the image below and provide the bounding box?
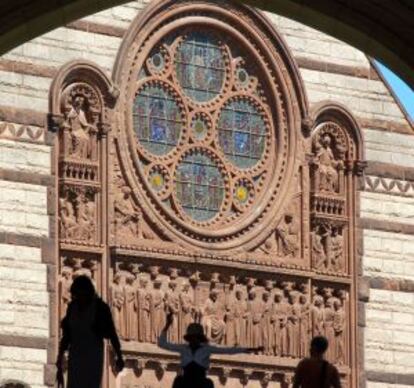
[121,2,299,247]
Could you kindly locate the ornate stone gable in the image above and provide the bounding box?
[50,1,365,387]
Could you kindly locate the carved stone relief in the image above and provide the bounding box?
[52,2,363,388]
[59,186,97,242]
[61,83,100,161]
[58,252,101,319]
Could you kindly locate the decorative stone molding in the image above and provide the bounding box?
[50,2,363,388]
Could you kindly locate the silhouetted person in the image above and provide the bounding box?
[159,313,263,388]
[293,336,341,388]
[56,275,125,388]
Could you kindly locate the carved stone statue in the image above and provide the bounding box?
[59,266,73,316]
[299,293,310,357]
[114,186,142,241]
[165,280,180,343]
[323,297,336,362]
[59,198,78,239]
[77,192,95,241]
[315,134,340,192]
[137,278,150,343]
[110,272,125,339]
[225,289,247,346]
[261,291,273,355]
[149,278,165,343]
[202,289,226,344]
[276,213,299,257]
[272,290,288,356]
[331,227,344,271]
[312,228,327,270]
[124,274,137,341]
[333,298,346,364]
[311,295,325,337]
[246,289,264,349]
[287,291,301,357]
[179,282,194,341]
[64,93,96,159]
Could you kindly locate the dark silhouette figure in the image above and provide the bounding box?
[293,336,341,388]
[158,313,263,388]
[56,276,125,388]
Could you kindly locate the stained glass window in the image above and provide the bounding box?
[217,99,266,169]
[175,32,225,103]
[175,151,225,221]
[133,84,183,155]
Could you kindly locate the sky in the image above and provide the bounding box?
[375,61,414,122]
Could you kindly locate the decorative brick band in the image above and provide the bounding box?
[67,20,125,38]
[0,58,56,78]
[360,217,414,235]
[364,175,414,197]
[0,167,53,186]
[365,161,414,181]
[0,105,45,128]
[0,334,48,349]
[369,276,414,293]
[358,117,413,135]
[296,56,379,80]
[366,370,414,385]
[0,121,45,144]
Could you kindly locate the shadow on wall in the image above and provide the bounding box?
[0,381,30,388]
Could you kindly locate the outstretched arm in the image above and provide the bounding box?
[158,313,185,353]
[207,345,264,355]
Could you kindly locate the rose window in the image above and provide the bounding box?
[124,21,293,245]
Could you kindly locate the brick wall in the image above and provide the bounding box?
[0,1,412,387]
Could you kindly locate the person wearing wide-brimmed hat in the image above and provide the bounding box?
[158,313,262,388]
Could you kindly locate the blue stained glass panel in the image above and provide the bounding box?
[175,32,225,103]
[133,85,182,155]
[175,151,224,221]
[217,100,267,169]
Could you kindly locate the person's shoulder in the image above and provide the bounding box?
[296,357,312,369]
[96,297,111,313]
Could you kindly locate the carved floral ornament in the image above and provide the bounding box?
[114,0,309,249]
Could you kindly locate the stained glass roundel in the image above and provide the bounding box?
[218,99,267,169]
[175,151,225,222]
[175,32,226,103]
[133,83,183,156]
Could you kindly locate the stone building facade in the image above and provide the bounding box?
[0,1,412,388]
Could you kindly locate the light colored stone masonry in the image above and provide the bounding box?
[363,229,414,282]
[0,180,49,237]
[4,27,121,73]
[0,244,48,338]
[367,383,414,388]
[0,139,51,174]
[264,12,370,69]
[364,129,414,167]
[365,289,414,374]
[361,191,414,226]
[0,346,47,388]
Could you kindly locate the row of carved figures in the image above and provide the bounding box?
[108,272,346,364]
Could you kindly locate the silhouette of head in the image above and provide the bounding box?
[70,275,96,305]
[310,336,329,357]
[184,323,208,345]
